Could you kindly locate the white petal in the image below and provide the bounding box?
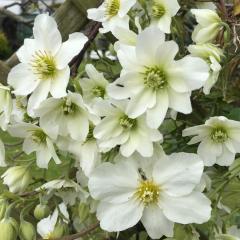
[7,123,39,138]
[27,80,51,116]
[33,14,62,55]
[126,89,156,118]
[118,0,136,17]
[153,152,203,196]
[88,161,139,203]
[216,145,235,166]
[171,56,209,90]
[78,140,100,177]
[17,39,38,64]
[136,27,165,66]
[155,41,179,66]
[87,4,106,22]
[36,147,52,169]
[8,63,39,96]
[46,137,61,165]
[168,88,192,114]
[161,192,211,224]
[97,200,143,232]
[50,67,70,98]
[120,131,140,157]
[55,32,88,69]
[146,89,169,129]
[155,13,172,34]
[67,113,89,141]
[141,205,174,239]
[23,138,38,154]
[107,73,144,100]
[197,138,222,166]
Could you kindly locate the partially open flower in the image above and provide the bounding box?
[1,166,32,193]
[191,9,223,44]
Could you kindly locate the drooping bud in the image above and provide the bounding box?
[78,203,90,223]
[1,166,32,193]
[19,220,36,240]
[0,217,18,240]
[34,204,50,220]
[50,222,68,239]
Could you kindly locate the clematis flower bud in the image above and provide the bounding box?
[1,166,32,193]
[19,220,36,240]
[0,217,18,240]
[34,204,50,220]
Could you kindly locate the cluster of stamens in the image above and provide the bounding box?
[31,130,47,144]
[91,86,105,98]
[152,2,166,19]
[135,179,160,206]
[119,115,137,130]
[62,98,78,116]
[144,66,167,90]
[31,50,56,80]
[210,127,228,143]
[105,0,120,18]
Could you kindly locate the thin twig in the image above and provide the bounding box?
[70,21,102,77]
[0,7,32,26]
[40,222,100,240]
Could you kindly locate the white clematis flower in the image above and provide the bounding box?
[0,84,12,131]
[188,43,223,94]
[35,92,91,141]
[88,146,211,239]
[149,0,180,33]
[87,0,136,34]
[93,100,163,157]
[80,64,109,112]
[191,9,223,44]
[183,116,240,166]
[7,14,88,116]
[8,123,61,168]
[108,27,209,128]
[37,203,69,239]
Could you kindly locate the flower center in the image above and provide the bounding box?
[62,98,78,116]
[135,179,160,206]
[86,124,95,141]
[105,0,120,18]
[31,50,56,80]
[92,86,105,98]
[31,130,47,144]
[152,2,166,19]
[144,66,167,90]
[119,115,137,130]
[211,128,228,143]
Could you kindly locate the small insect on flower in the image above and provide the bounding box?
[88,145,211,239]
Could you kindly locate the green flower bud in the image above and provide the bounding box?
[1,166,32,193]
[19,220,36,240]
[0,198,8,220]
[51,222,67,239]
[0,217,18,240]
[78,202,89,223]
[34,204,50,220]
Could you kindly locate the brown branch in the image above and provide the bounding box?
[70,21,102,77]
[0,7,32,25]
[39,222,100,240]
